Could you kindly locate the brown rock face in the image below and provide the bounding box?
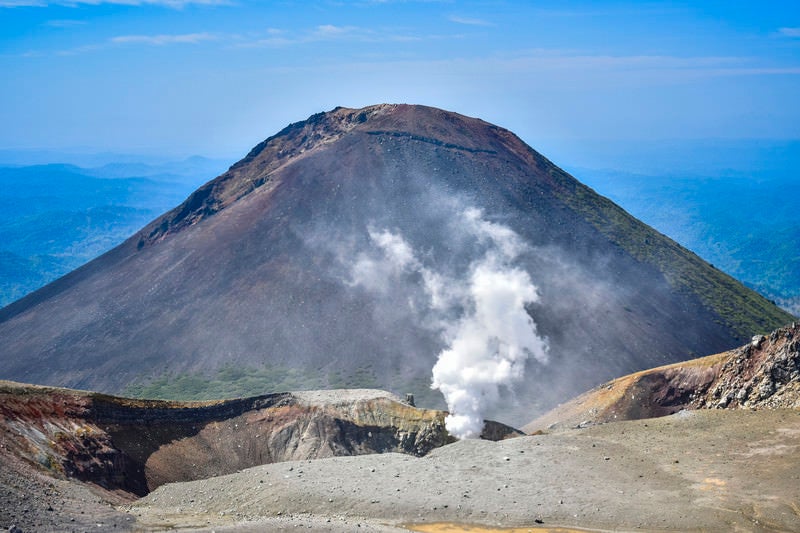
[697,324,800,409]
[525,322,800,432]
[0,104,792,422]
[0,383,522,497]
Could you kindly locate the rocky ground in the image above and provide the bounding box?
[0,450,134,532]
[0,385,511,532]
[129,408,800,532]
[526,322,800,432]
[2,407,799,532]
[3,326,800,532]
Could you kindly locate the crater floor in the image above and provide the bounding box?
[130,408,800,532]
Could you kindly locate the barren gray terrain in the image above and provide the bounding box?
[129,408,800,532]
[2,381,798,532]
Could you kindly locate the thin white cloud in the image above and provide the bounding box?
[708,67,800,75]
[313,24,360,38]
[502,50,745,70]
[500,51,800,81]
[55,42,102,55]
[234,25,371,48]
[44,19,87,27]
[257,49,800,87]
[307,24,410,43]
[480,51,800,82]
[1,0,229,7]
[52,31,215,54]
[359,0,452,3]
[241,27,294,46]
[111,32,216,45]
[235,24,455,48]
[447,15,493,27]
[779,27,800,38]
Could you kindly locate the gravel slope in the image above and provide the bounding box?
[130,408,800,532]
[0,451,135,532]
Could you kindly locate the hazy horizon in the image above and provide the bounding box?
[2,1,799,159]
[2,136,799,180]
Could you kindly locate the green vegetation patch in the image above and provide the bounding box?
[124,363,326,401]
[123,363,446,410]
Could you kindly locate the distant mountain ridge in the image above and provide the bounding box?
[0,104,793,424]
[571,165,800,316]
[0,157,230,306]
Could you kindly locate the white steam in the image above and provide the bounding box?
[349,207,548,439]
[350,229,418,293]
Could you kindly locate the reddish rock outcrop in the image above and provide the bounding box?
[525,322,800,432]
[0,383,520,497]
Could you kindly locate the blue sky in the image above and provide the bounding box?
[1,0,799,160]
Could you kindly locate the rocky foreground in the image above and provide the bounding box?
[3,404,799,532]
[0,384,517,532]
[131,408,800,532]
[2,324,800,531]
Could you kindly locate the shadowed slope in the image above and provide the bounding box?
[0,104,792,422]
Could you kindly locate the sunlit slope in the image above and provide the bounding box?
[525,322,800,433]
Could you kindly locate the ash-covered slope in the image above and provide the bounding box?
[525,322,800,432]
[0,104,792,421]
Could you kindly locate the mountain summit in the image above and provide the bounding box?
[0,104,792,422]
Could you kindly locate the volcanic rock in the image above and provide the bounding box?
[1,382,509,497]
[525,322,800,432]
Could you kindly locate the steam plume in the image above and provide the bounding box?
[350,207,548,439]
